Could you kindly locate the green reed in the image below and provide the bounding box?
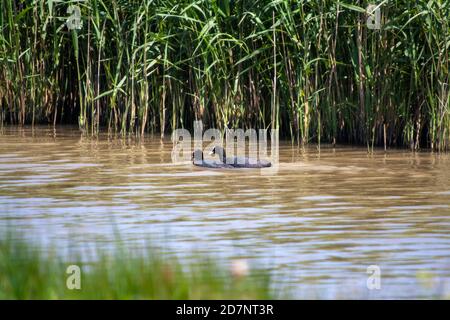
[0,0,449,150]
[0,236,275,299]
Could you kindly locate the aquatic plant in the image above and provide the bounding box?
[0,236,274,299]
[0,0,448,150]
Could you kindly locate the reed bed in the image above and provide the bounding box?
[0,0,449,150]
[0,236,274,299]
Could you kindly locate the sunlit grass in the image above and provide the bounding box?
[0,237,275,299]
[0,0,449,149]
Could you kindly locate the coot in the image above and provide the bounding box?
[210,146,271,168]
[192,149,233,168]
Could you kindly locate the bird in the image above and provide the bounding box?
[210,146,271,168]
[192,149,234,168]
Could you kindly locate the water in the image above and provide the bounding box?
[1,126,450,299]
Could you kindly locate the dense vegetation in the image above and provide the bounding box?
[0,0,449,150]
[0,236,274,299]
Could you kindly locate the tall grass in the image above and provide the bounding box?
[0,0,449,150]
[0,236,274,299]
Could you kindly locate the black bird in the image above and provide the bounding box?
[192,149,233,168]
[210,146,271,168]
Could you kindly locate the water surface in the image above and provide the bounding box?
[1,126,450,299]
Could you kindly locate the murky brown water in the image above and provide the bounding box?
[1,126,450,299]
